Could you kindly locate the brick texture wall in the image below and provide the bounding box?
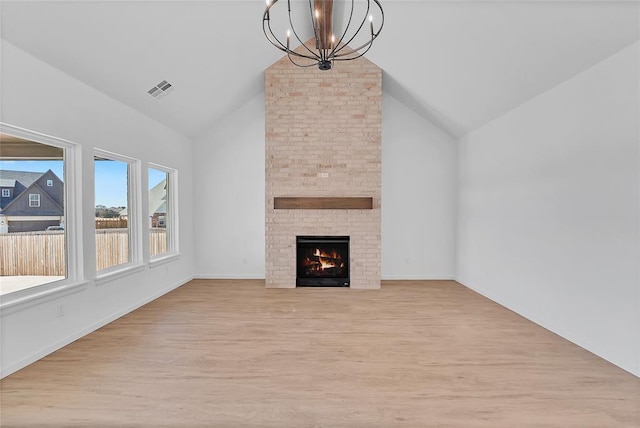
[265,46,382,289]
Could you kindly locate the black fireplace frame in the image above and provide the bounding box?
[296,236,350,287]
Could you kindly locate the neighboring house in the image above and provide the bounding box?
[0,169,64,233]
[118,178,167,227]
[149,178,167,228]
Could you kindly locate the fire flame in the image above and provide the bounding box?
[313,248,341,260]
[304,248,344,271]
[319,258,336,270]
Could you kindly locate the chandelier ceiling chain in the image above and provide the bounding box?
[263,0,384,71]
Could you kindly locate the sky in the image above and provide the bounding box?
[94,160,128,207]
[0,160,166,208]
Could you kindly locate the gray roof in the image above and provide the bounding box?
[0,178,17,187]
[0,170,45,188]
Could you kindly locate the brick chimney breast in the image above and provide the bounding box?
[265,40,382,289]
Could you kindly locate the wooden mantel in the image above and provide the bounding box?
[274,197,373,210]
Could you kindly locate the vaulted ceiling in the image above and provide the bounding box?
[1,1,638,139]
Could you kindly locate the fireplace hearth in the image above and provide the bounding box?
[296,236,350,287]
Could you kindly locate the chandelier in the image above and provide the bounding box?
[263,0,384,71]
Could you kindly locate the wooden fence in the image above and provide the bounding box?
[150,228,168,257]
[1,229,167,276]
[95,229,129,271]
[96,218,128,229]
[0,231,66,276]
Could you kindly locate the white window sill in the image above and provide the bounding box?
[149,253,180,268]
[0,280,89,314]
[95,263,146,286]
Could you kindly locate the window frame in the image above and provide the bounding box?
[0,122,86,310]
[1,189,10,197]
[148,163,179,263]
[29,193,41,207]
[94,149,142,279]
[46,179,53,187]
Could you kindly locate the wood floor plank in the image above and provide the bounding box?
[1,280,638,427]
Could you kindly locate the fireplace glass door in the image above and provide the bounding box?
[296,236,350,287]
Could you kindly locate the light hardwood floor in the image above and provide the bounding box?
[1,280,638,427]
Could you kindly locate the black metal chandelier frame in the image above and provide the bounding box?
[263,0,384,70]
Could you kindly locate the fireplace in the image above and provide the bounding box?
[296,236,350,287]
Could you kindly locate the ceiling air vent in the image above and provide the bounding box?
[147,80,173,99]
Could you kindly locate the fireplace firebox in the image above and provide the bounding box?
[296,236,350,287]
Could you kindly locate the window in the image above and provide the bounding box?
[0,127,72,299]
[95,151,139,272]
[29,193,40,207]
[47,179,53,187]
[148,164,176,258]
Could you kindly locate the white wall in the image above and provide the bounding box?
[457,42,639,376]
[0,40,195,378]
[192,95,266,278]
[191,90,458,280]
[382,93,457,279]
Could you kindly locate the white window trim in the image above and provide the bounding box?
[149,253,181,267]
[1,189,9,197]
[0,280,88,313]
[94,263,146,286]
[29,193,40,207]
[0,122,84,310]
[148,163,179,261]
[46,179,53,187]
[94,149,143,276]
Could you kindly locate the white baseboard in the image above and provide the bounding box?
[195,275,456,281]
[194,274,265,280]
[194,275,455,282]
[381,275,455,281]
[1,275,194,379]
